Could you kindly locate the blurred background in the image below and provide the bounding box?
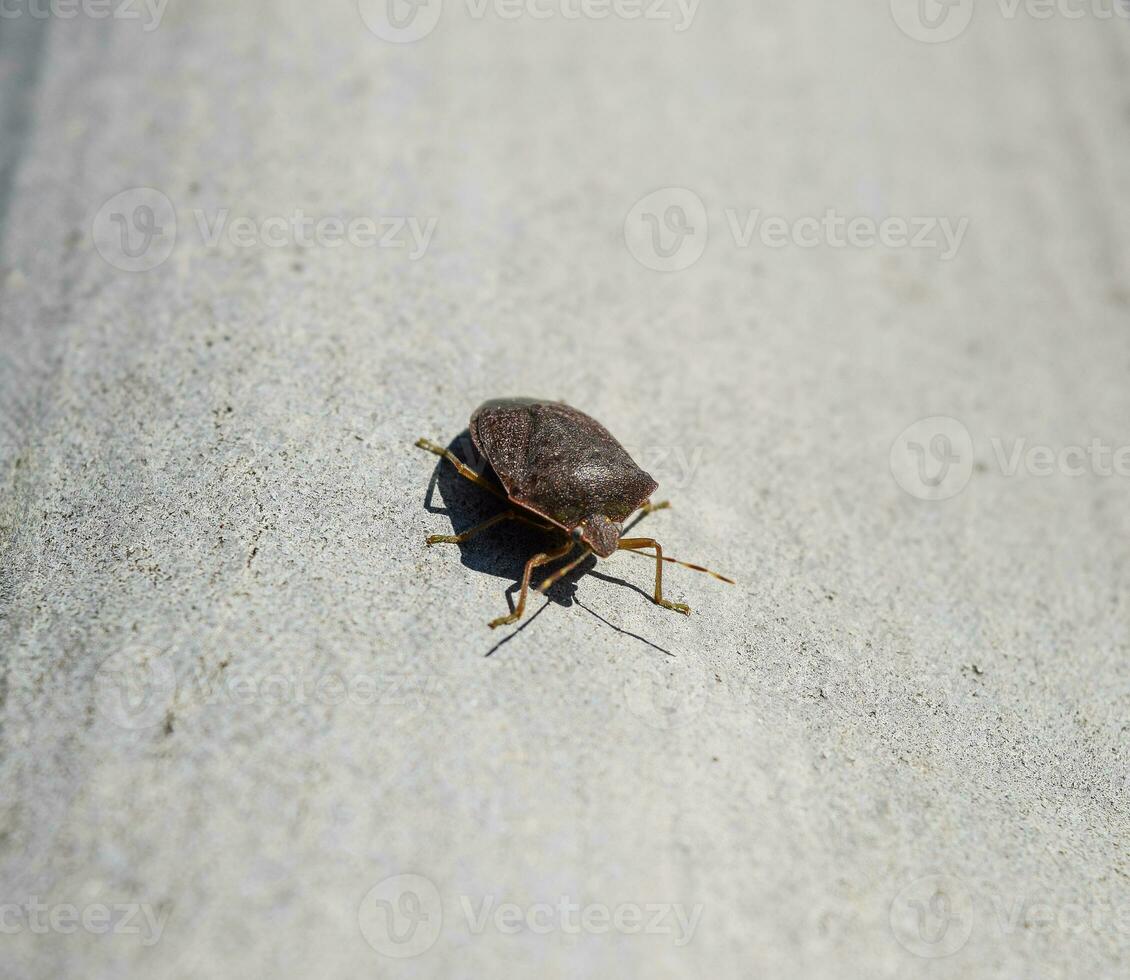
[1,2,1128,978]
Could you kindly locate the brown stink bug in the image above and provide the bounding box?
[416,398,734,629]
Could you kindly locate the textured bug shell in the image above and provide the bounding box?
[470,398,658,558]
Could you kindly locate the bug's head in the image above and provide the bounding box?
[577,513,621,558]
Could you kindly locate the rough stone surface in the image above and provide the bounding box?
[1,4,1128,978]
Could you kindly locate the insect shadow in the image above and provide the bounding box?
[420,431,667,650]
[422,431,592,611]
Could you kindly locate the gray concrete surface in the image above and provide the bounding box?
[1,2,1128,977]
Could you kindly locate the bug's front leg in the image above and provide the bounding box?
[623,498,670,535]
[489,539,576,629]
[616,537,691,616]
[414,437,508,501]
[426,510,519,546]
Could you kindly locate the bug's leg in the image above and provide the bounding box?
[623,498,670,534]
[415,437,508,501]
[489,539,576,629]
[426,510,554,546]
[537,548,592,594]
[616,537,691,616]
[426,510,516,546]
[621,548,736,585]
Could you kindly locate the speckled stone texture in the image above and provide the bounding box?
[1,3,1128,978]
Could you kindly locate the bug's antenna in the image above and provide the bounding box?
[537,547,592,594]
[622,548,736,585]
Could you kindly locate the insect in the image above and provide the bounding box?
[416,398,734,628]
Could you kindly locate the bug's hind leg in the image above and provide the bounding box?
[489,539,576,629]
[426,510,554,546]
[415,437,508,501]
[616,537,691,616]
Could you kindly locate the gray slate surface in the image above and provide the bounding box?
[1,3,1128,978]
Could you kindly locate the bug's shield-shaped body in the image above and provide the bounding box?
[470,398,658,558]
